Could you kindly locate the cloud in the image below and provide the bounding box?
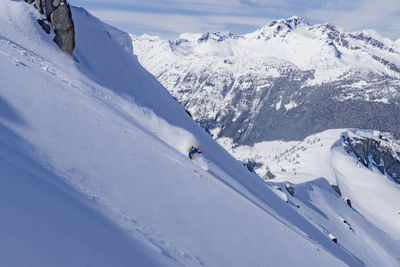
[90,10,215,34]
[90,10,271,37]
[70,0,400,40]
[73,0,255,14]
[206,15,271,26]
[91,10,210,32]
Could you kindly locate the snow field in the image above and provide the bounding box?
[0,1,362,266]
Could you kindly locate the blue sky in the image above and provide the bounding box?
[68,0,400,40]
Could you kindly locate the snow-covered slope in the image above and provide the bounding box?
[221,129,400,242]
[0,1,378,266]
[132,16,400,143]
[268,177,400,267]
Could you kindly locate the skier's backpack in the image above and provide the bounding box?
[187,145,194,153]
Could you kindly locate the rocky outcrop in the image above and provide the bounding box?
[344,197,352,208]
[331,184,341,196]
[37,19,51,34]
[243,160,257,172]
[328,233,337,244]
[343,131,400,183]
[263,170,276,180]
[33,0,43,14]
[50,2,75,54]
[26,0,75,54]
[285,182,295,196]
[44,0,54,19]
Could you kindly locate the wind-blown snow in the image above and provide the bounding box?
[0,1,370,266]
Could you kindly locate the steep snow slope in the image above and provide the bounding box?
[0,123,169,266]
[268,177,400,267]
[132,17,400,142]
[0,1,367,266]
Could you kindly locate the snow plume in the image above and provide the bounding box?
[121,101,197,155]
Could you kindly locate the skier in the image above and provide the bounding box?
[187,145,202,159]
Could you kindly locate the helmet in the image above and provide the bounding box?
[195,146,199,150]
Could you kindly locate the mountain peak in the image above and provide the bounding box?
[286,15,308,25]
[288,15,301,20]
[197,31,235,43]
[268,16,309,28]
[248,16,308,40]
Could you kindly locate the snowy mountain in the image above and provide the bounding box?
[220,129,400,240]
[2,1,400,266]
[132,16,400,144]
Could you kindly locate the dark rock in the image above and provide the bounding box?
[53,27,74,54]
[50,3,75,54]
[285,182,294,196]
[197,32,235,43]
[344,133,400,183]
[50,3,73,30]
[344,197,352,208]
[329,233,337,243]
[341,218,352,230]
[244,160,257,172]
[344,145,351,154]
[372,55,400,74]
[185,109,192,118]
[331,184,342,196]
[274,186,282,192]
[52,0,63,8]
[43,0,54,20]
[26,0,75,54]
[263,170,276,180]
[37,19,51,34]
[34,0,43,14]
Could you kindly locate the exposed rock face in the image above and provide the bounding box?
[343,131,400,183]
[50,2,75,54]
[328,233,337,244]
[263,170,276,180]
[344,198,352,208]
[34,0,43,14]
[243,160,257,172]
[37,19,50,34]
[27,0,75,54]
[331,184,341,196]
[52,0,63,8]
[44,0,54,20]
[285,182,295,196]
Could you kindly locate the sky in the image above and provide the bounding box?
[68,0,400,40]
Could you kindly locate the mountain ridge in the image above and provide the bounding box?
[132,17,400,144]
